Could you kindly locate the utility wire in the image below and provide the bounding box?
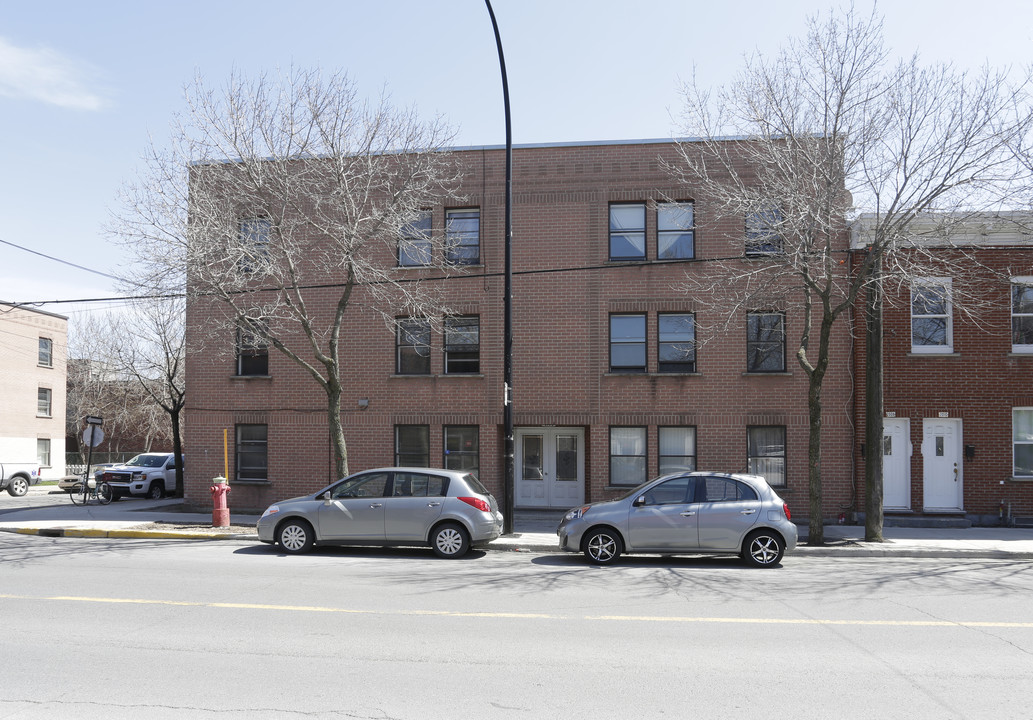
[0,237,125,282]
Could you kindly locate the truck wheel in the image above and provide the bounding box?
[147,482,165,500]
[7,476,29,497]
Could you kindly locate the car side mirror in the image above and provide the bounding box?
[322,491,332,504]
[633,495,647,507]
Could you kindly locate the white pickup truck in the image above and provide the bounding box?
[0,463,42,497]
[98,453,182,499]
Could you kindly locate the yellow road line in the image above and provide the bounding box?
[1,593,1031,628]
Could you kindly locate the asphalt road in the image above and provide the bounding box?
[2,531,1032,719]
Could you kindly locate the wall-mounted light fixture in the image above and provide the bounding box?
[358,398,369,410]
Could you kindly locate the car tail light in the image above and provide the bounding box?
[458,496,490,513]
[783,502,792,521]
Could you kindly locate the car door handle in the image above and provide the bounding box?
[680,511,696,517]
[369,503,383,509]
[427,502,441,507]
[740,509,756,515]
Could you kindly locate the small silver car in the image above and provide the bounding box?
[257,467,504,558]
[557,472,797,567]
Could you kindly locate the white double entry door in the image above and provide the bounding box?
[883,417,963,512]
[515,427,585,509]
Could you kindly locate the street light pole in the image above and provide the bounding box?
[484,0,515,534]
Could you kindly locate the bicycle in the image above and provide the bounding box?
[69,474,112,506]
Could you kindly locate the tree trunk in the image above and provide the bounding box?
[864,254,885,542]
[807,367,825,545]
[170,406,185,499]
[327,387,348,480]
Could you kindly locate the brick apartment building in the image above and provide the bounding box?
[852,217,1033,524]
[0,302,67,479]
[183,139,855,519]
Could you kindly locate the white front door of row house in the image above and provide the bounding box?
[514,427,585,509]
[884,417,964,513]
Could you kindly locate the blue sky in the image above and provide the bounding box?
[1,0,1031,323]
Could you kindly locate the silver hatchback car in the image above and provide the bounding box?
[257,467,504,558]
[557,472,797,567]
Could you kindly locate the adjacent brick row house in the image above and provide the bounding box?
[0,302,67,479]
[851,217,1033,525]
[183,139,856,520]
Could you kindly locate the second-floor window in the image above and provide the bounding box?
[658,313,696,373]
[746,312,785,372]
[609,203,646,261]
[911,278,953,353]
[445,209,480,265]
[399,210,432,267]
[444,316,480,374]
[1012,278,1033,353]
[238,217,271,273]
[610,314,646,372]
[745,203,783,256]
[236,323,269,376]
[658,202,695,259]
[37,387,52,417]
[38,337,53,367]
[396,318,431,374]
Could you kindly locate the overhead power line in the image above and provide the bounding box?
[0,237,125,282]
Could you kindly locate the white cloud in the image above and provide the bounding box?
[0,36,106,111]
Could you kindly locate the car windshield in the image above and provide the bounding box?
[124,455,167,468]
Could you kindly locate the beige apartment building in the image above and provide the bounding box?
[0,302,68,479]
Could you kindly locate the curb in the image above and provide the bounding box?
[2,527,255,541]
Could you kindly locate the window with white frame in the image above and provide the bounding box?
[37,438,51,467]
[445,209,480,265]
[38,337,53,367]
[238,217,271,273]
[658,202,694,259]
[1014,408,1033,478]
[911,278,953,353]
[37,387,52,417]
[1012,278,1033,353]
[610,427,647,485]
[748,426,786,487]
[659,427,696,474]
[609,203,646,261]
[399,210,432,267]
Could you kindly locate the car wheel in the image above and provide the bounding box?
[583,527,622,565]
[147,482,165,500]
[431,523,470,559]
[743,529,785,568]
[277,519,314,554]
[7,477,29,497]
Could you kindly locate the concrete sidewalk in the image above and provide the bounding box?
[4,487,1033,559]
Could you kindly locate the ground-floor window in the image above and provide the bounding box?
[610,426,647,486]
[747,426,786,487]
[659,426,696,474]
[396,425,430,467]
[37,438,51,467]
[1015,408,1033,478]
[236,424,268,481]
[444,425,479,475]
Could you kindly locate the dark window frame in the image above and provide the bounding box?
[610,426,647,486]
[657,201,695,260]
[746,312,786,373]
[658,426,697,474]
[609,202,647,261]
[444,316,480,374]
[745,203,784,256]
[236,322,269,376]
[610,313,647,373]
[396,318,431,375]
[399,210,433,267]
[395,425,431,467]
[747,425,787,488]
[235,424,268,481]
[1012,280,1033,351]
[657,312,696,373]
[445,208,480,265]
[444,425,479,476]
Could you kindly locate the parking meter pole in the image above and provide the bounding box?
[210,477,231,527]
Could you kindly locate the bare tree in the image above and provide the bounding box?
[110,68,463,479]
[671,7,1032,544]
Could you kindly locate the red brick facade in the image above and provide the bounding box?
[851,238,1033,523]
[183,140,855,520]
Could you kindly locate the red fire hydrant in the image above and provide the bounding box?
[210,477,231,528]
